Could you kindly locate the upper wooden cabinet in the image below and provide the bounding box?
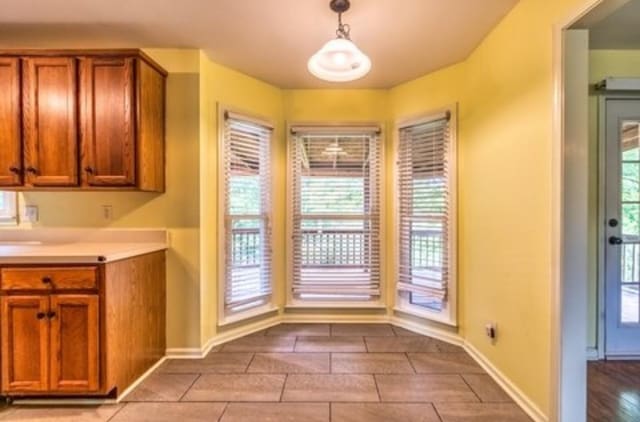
[0,49,167,192]
[23,57,79,187]
[0,58,22,187]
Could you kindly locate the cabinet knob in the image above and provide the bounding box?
[9,166,21,175]
[36,312,46,320]
[42,276,52,284]
[26,166,37,174]
[84,166,94,174]
[47,311,56,319]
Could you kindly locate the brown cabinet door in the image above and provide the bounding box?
[1,295,50,393]
[49,294,99,392]
[0,58,22,186]
[80,57,135,186]
[22,57,79,187]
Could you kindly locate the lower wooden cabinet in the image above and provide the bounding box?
[0,294,99,394]
[49,294,100,392]
[0,251,166,398]
[0,296,49,392]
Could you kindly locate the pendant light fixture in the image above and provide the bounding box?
[307,0,371,82]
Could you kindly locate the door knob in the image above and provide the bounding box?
[609,236,623,245]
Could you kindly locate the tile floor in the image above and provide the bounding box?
[0,323,532,421]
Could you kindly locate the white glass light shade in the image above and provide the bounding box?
[307,37,371,82]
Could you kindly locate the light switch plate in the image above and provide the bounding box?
[24,205,39,223]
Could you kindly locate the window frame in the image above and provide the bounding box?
[285,123,387,309]
[0,191,18,226]
[393,106,458,326]
[217,105,277,326]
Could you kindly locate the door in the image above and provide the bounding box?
[0,58,22,186]
[1,295,50,392]
[80,57,136,186]
[49,294,99,392]
[22,57,79,187]
[605,98,640,357]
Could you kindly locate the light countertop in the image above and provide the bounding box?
[0,229,168,264]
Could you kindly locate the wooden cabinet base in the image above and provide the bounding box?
[0,251,166,398]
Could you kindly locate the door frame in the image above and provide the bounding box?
[597,93,640,360]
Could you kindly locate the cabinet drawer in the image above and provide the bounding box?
[0,267,98,291]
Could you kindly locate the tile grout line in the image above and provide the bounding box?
[105,402,128,422]
[459,373,483,403]
[431,402,445,422]
[372,373,383,403]
[244,353,257,373]
[178,373,202,402]
[216,402,230,422]
[279,373,289,402]
[405,352,418,374]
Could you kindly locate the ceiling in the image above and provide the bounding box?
[0,0,518,88]
[574,0,640,49]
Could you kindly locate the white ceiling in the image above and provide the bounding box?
[0,0,518,88]
[574,0,640,49]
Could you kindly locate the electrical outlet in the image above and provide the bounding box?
[485,322,498,342]
[24,205,39,223]
[102,205,113,221]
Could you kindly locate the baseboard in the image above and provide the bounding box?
[116,356,168,402]
[463,341,547,422]
[586,347,600,361]
[166,314,281,359]
[281,313,391,323]
[389,315,463,346]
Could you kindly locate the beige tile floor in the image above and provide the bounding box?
[0,323,532,421]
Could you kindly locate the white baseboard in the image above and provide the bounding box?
[116,356,168,402]
[166,315,281,359]
[586,347,600,361]
[463,342,547,422]
[281,313,391,323]
[389,315,463,346]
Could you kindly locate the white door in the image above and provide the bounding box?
[605,98,640,357]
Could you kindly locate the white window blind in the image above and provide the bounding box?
[290,128,381,302]
[222,112,272,315]
[0,192,17,224]
[397,112,454,313]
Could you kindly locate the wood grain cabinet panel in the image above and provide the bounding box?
[0,58,22,187]
[0,267,97,291]
[22,57,79,187]
[80,57,135,187]
[49,294,99,392]
[1,295,49,393]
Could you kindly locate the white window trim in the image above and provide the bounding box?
[0,191,18,226]
[217,104,275,326]
[393,105,458,326]
[285,122,386,309]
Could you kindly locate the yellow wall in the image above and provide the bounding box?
[587,49,640,348]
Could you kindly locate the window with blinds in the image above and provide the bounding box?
[289,127,381,303]
[397,111,456,321]
[221,111,273,317]
[0,191,17,224]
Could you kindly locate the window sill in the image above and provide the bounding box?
[0,219,18,227]
[393,305,457,327]
[218,304,279,327]
[286,301,387,310]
